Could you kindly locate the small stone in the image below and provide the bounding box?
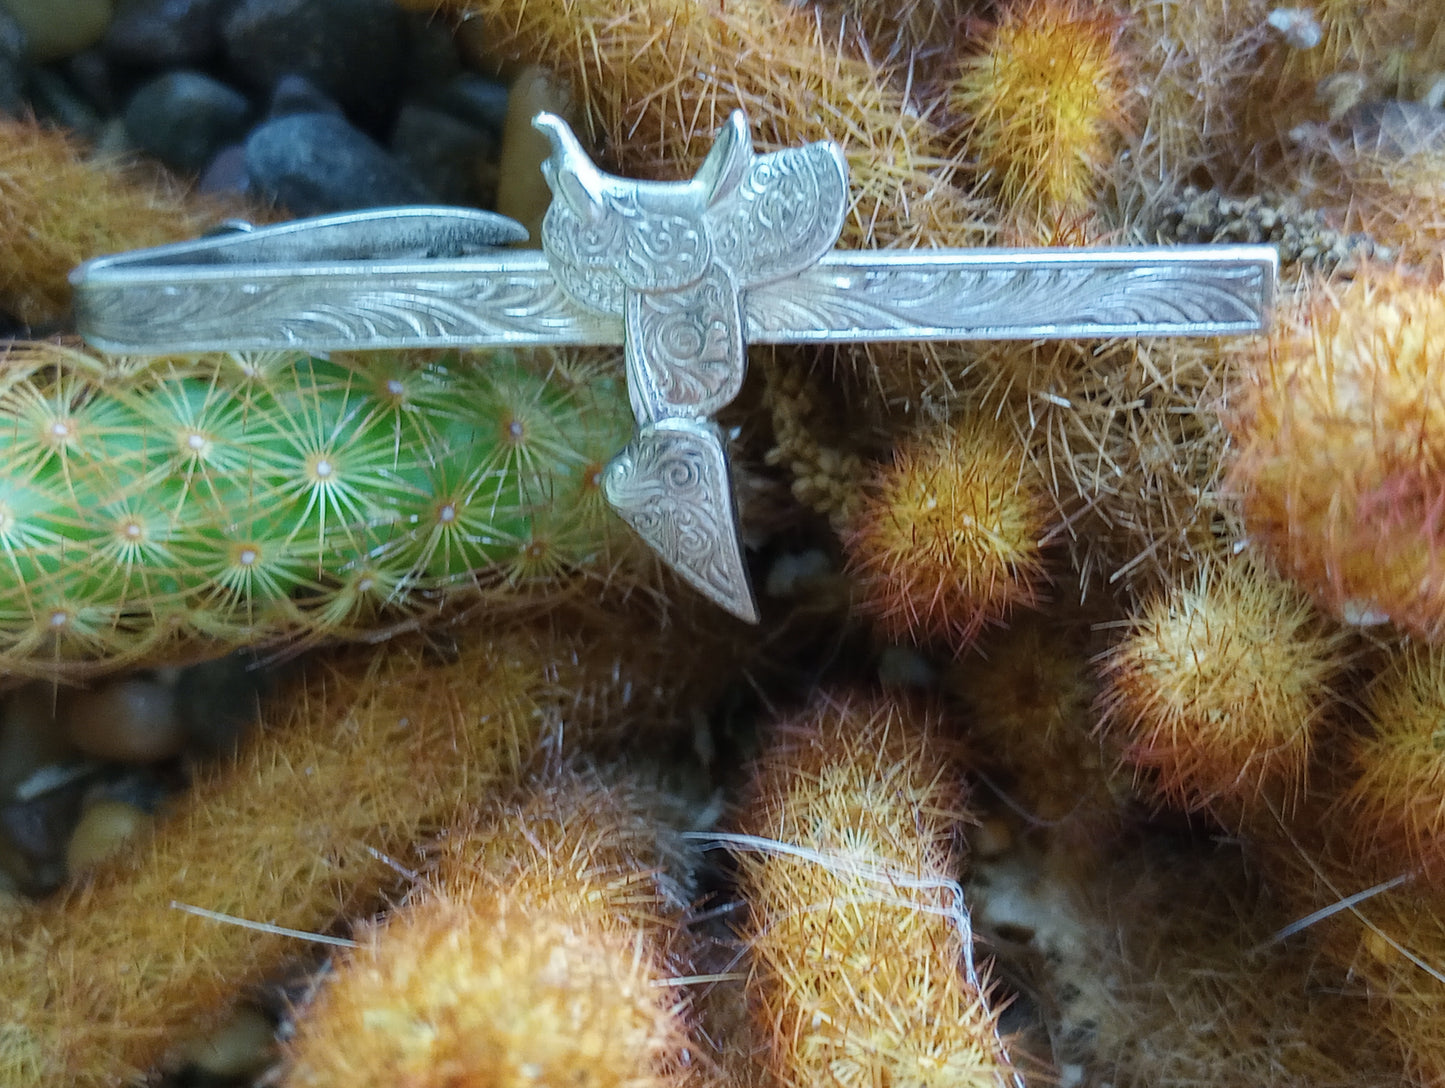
[174,651,269,758]
[63,48,120,115]
[64,678,185,763]
[246,111,434,214]
[90,114,132,156]
[1,0,112,61]
[65,798,152,874]
[0,684,74,802]
[0,7,24,59]
[104,0,227,65]
[399,10,459,94]
[390,101,495,206]
[198,142,249,196]
[26,66,103,137]
[267,72,341,118]
[223,0,406,127]
[0,783,82,865]
[0,10,22,115]
[173,1005,276,1078]
[430,72,508,136]
[124,70,252,173]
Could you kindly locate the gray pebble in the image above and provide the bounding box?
[400,11,459,94]
[267,71,341,118]
[25,66,103,137]
[391,101,495,206]
[64,48,120,115]
[198,141,248,195]
[173,651,269,758]
[0,6,25,58]
[223,0,405,126]
[124,69,251,173]
[0,9,24,115]
[0,783,82,868]
[246,111,434,215]
[104,0,229,66]
[65,678,186,764]
[429,72,508,136]
[0,685,73,803]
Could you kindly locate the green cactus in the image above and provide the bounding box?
[0,343,638,676]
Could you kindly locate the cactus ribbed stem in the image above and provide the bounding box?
[0,344,635,675]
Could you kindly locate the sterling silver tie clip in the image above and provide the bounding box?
[71,110,1278,624]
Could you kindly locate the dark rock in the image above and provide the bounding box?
[26,67,103,137]
[63,48,120,114]
[245,111,434,214]
[429,72,508,137]
[0,782,83,864]
[86,769,170,814]
[198,141,248,195]
[0,8,24,115]
[104,0,229,66]
[400,11,459,94]
[123,69,251,173]
[174,651,270,759]
[266,71,340,118]
[0,7,26,57]
[223,0,406,128]
[390,101,495,206]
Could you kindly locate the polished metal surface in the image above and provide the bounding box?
[71,111,1278,624]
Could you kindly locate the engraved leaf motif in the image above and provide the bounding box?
[82,275,617,350]
[602,420,756,622]
[749,263,1270,341]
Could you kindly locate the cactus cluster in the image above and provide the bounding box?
[0,344,635,674]
[281,767,701,1088]
[9,0,1445,1085]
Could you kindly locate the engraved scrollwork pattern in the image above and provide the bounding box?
[602,419,755,621]
[625,266,744,421]
[749,260,1272,341]
[544,191,711,301]
[621,210,710,292]
[709,142,848,284]
[540,198,625,269]
[74,270,620,351]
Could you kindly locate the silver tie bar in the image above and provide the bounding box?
[72,110,1277,624]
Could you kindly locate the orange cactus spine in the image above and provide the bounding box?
[396,0,988,252]
[1116,0,1270,190]
[0,118,256,327]
[1226,268,1445,640]
[1339,643,1445,886]
[946,0,1132,236]
[842,411,1052,654]
[733,693,1019,1088]
[946,605,1126,828]
[1095,556,1348,822]
[0,626,573,1086]
[281,766,702,1088]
